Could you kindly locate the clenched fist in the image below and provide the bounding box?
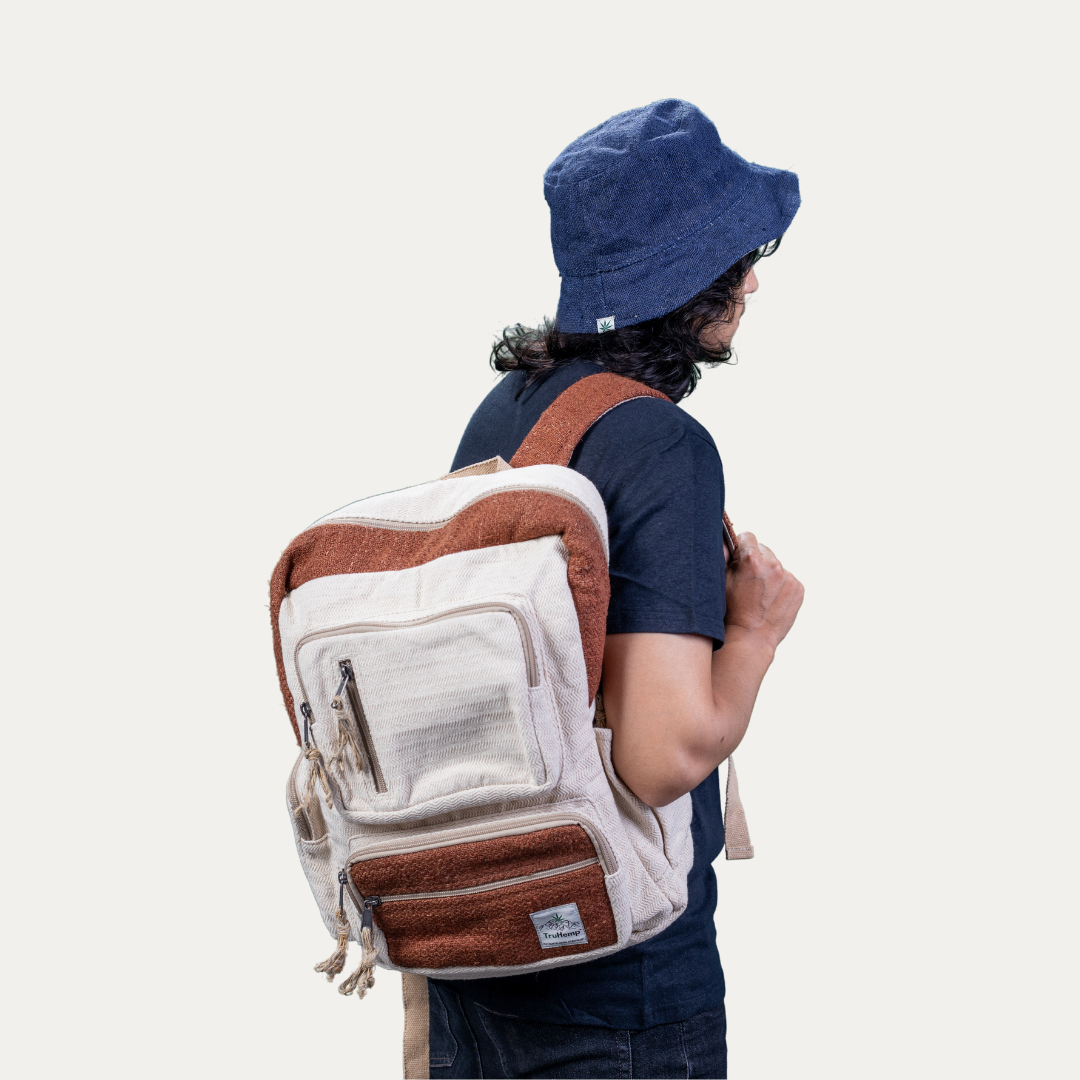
[725,532,804,651]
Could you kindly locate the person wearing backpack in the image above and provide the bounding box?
[429,99,805,1078]
[270,96,803,1079]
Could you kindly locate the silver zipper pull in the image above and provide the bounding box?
[361,896,381,935]
[338,868,348,913]
[300,702,313,746]
[333,664,350,703]
[336,659,355,696]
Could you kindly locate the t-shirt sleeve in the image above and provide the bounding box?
[571,399,727,644]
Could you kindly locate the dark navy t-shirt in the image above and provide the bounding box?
[436,361,728,1030]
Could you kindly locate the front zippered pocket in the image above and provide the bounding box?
[345,824,617,970]
[292,599,555,814]
[349,811,619,879]
[359,857,600,903]
[293,601,540,698]
[334,659,387,793]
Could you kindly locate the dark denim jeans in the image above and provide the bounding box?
[429,981,727,1079]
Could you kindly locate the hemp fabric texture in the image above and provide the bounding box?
[273,375,700,986]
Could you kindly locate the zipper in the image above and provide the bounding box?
[360,895,380,934]
[338,659,387,793]
[341,868,383,935]
[350,813,618,877]
[294,601,539,693]
[316,484,608,561]
[344,857,600,911]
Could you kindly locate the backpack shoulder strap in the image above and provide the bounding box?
[510,372,669,468]
[510,370,740,555]
[514,370,754,859]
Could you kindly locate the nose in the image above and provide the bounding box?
[743,266,759,296]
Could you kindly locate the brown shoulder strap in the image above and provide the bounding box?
[513,370,754,857]
[511,370,740,556]
[509,372,669,468]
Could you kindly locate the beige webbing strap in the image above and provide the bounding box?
[440,455,513,480]
[402,973,430,1080]
[723,755,755,860]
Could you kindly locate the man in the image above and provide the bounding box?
[429,99,804,1080]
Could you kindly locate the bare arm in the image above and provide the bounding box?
[601,532,805,807]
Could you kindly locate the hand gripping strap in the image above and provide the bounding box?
[509,372,670,468]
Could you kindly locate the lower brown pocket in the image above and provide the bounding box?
[349,824,618,969]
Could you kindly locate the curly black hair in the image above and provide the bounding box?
[490,239,781,402]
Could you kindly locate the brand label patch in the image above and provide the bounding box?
[529,902,589,948]
[596,316,615,333]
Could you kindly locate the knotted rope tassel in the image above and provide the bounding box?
[328,696,367,775]
[295,744,333,818]
[339,926,377,999]
[314,909,351,982]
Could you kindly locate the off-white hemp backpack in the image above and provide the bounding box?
[270,373,754,1025]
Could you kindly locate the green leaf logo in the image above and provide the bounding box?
[596,316,615,333]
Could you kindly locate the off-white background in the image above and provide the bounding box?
[1,2,1076,1077]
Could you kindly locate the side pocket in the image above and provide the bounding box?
[651,788,693,879]
[594,728,692,923]
[286,754,338,937]
[287,753,328,843]
[593,727,663,849]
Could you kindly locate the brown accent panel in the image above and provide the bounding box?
[353,825,597,897]
[372,864,617,969]
[270,490,608,744]
[509,372,669,469]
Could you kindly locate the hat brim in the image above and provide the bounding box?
[555,164,800,334]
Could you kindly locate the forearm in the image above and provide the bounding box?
[603,532,803,808]
[603,629,775,807]
[705,624,774,756]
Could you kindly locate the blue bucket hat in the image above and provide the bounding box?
[545,99,800,334]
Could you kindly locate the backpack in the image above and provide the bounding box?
[270,372,754,1008]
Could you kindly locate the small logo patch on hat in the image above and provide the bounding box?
[596,317,615,333]
[529,902,589,948]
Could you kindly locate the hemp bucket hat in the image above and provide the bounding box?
[545,98,800,333]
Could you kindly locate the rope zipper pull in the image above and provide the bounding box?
[314,870,352,982]
[340,896,380,1000]
[296,701,333,817]
[329,661,367,773]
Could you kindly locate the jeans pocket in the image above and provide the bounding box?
[428,983,458,1071]
[472,1003,623,1079]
